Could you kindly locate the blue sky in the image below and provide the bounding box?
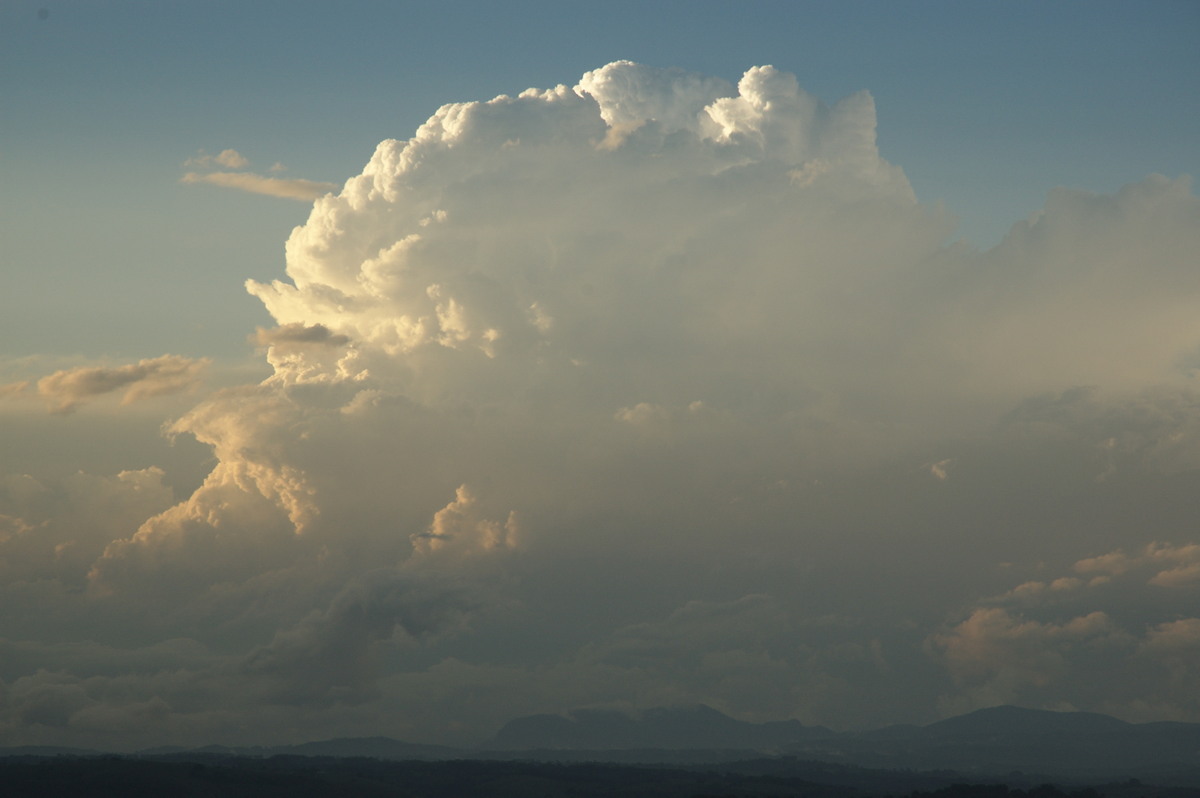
[1,1,1200,750]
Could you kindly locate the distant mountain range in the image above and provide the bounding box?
[487,704,1200,781]
[489,704,831,751]
[5,705,1200,785]
[787,704,1200,782]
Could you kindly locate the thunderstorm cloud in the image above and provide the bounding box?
[2,62,1199,750]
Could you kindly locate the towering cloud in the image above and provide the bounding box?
[1,62,1198,749]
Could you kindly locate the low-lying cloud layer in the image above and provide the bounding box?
[2,62,1199,749]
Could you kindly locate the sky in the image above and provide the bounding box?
[1,0,1199,751]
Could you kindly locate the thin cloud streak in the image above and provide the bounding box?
[181,171,339,201]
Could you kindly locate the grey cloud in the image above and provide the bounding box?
[241,569,477,703]
[253,323,352,347]
[34,355,208,414]
[0,468,175,593]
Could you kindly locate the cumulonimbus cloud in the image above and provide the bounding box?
[2,61,1199,748]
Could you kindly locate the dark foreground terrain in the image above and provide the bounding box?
[0,755,1191,798]
[5,708,1199,796]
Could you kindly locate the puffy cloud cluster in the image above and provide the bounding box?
[928,541,1200,721]
[247,62,928,411]
[0,468,175,592]
[1075,542,1200,587]
[2,62,1199,748]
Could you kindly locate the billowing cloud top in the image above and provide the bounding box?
[248,62,919,403]
[2,62,1199,751]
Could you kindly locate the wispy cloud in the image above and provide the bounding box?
[181,171,338,201]
[181,148,337,201]
[0,380,29,399]
[183,148,249,169]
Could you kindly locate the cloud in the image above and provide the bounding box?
[928,458,954,480]
[239,568,478,703]
[928,608,1129,716]
[1060,542,1200,588]
[183,148,249,169]
[4,61,1200,747]
[409,484,519,558]
[0,468,176,612]
[180,171,339,201]
[253,323,351,348]
[926,539,1200,721]
[33,355,208,413]
[215,148,249,168]
[181,148,338,201]
[0,381,29,399]
[247,61,922,385]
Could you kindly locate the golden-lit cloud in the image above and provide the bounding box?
[181,170,338,201]
[33,355,208,413]
[181,147,338,201]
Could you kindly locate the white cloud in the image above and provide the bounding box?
[409,484,518,558]
[181,171,339,201]
[180,148,338,201]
